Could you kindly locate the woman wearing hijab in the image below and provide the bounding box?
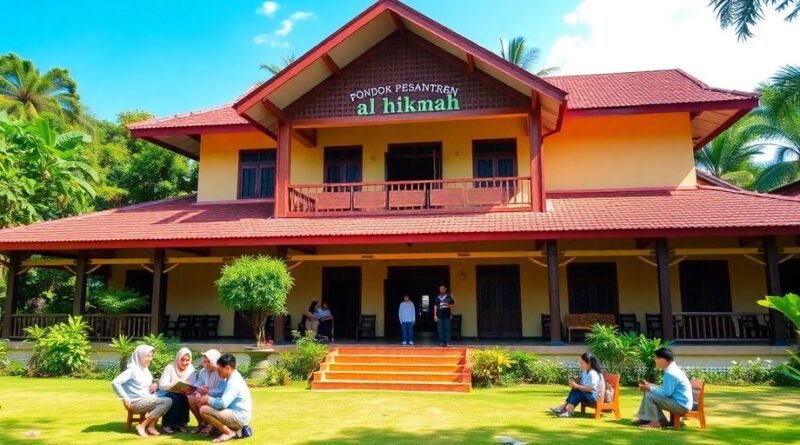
[158,347,197,434]
[111,344,173,437]
[188,349,225,435]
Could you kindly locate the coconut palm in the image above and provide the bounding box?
[0,53,83,123]
[259,55,296,76]
[695,114,764,188]
[710,0,800,40]
[499,37,559,76]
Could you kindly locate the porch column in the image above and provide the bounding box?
[272,246,288,343]
[72,251,89,315]
[274,121,292,218]
[656,238,674,340]
[149,248,166,335]
[528,102,545,212]
[1,252,22,338]
[763,236,788,345]
[546,240,562,344]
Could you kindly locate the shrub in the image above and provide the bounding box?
[110,334,136,372]
[506,350,538,383]
[25,315,92,377]
[281,331,327,381]
[3,360,28,377]
[585,324,639,374]
[110,333,182,378]
[88,288,148,314]
[470,347,512,387]
[237,362,254,380]
[216,255,294,346]
[254,363,291,387]
[636,335,672,383]
[0,338,8,370]
[528,359,570,385]
[685,359,778,386]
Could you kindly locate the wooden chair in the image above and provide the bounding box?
[645,313,662,338]
[565,313,617,343]
[580,372,622,420]
[617,313,641,334]
[356,314,376,340]
[189,315,207,339]
[166,314,191,338]
[541,313,551,340]
[203,315,220,339]
[124,405,146,431]
[670,379,706,430]
[450,314,462,340]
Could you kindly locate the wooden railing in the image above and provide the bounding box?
[288,176,532,214]
[10,314,150,339]
[672,312,772,341]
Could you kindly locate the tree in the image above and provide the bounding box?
[750,82,800,191]
[0,112,98,228]
[260,55,296,76]
[757,293,800,383]
[216,255,294,346]
[695,114,764,188]
[499,37,559,76]
[0,53,83,124]
[710,0,800,40]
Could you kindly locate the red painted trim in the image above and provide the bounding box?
[239,113,278,141]
[130,124,254,138]
[389,10,406,33]
[262,99,286,122]
[528,109,545,212]
[291,107,529,129]
[274,122,291,217]
[293,128,317,148]
[141,137,199,161]
[692,108,751,149]
[466,53,475,75]
[321,53,342,77]
[3,225,799,252]
[567,98,758,118]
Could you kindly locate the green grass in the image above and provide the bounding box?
[0,377,797,444]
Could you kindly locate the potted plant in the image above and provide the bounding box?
[216,255,294,377]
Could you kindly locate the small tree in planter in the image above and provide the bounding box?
[216,255,293,347]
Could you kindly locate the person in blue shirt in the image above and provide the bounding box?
[433,285,455,347]
[199,354,252,442]
[398,294,416,345]
[635,348,693,429]
[549,352,605,418]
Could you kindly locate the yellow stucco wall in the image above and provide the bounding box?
[197,132,276,202]
[544,112,697,191]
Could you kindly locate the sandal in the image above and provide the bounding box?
[190,423,207,434]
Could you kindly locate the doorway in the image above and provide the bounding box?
[567,263,620,314]
[476,265,522,338]
[384,266,450,339]
[322,267,361,339]
[386,143,442,182]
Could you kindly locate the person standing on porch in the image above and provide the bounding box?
[199,354,252,442]
[398,294,416,345]
[111,344,173,437]
[158,347,197,434]
[634,348,693,429]
[433,285,455,347]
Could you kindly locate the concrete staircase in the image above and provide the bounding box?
[311,346,472,393]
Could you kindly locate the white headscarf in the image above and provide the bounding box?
[202,349,221,368]
[160,347,196,386]
[128,344,154,383]
[172,347,196,381]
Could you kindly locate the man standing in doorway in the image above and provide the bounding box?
[433,285,455,347]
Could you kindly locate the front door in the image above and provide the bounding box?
[476,265,522,338]
[384,266,449,339]
[322,267,361,339]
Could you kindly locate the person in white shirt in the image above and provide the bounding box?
[158,347,197,434]
[188,349,225,434]
[111,345,172,437]
[398,294,416,345]
[550,352,605,418]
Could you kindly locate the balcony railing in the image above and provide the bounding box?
[672,312,781,341]
[10,314,151,339]
[288,176,532,214]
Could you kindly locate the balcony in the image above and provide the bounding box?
[288,176,533,215]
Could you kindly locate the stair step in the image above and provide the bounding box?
[315,371,471,383]
[331,355,466,365]
[311,380,472,393]
[334,346,467,356]
[323,363,467,373]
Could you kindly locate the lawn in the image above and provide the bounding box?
[0,377,797,444]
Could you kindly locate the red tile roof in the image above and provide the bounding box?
[546,69,757,111]
[126,103,249,130]
[0,186,797,250]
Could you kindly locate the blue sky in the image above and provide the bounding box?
[1,0,581,121]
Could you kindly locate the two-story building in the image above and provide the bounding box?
[2,0,799,355]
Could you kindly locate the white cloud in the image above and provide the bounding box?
[544,0,800,91]
[256,1,279,17]
[253,33,290,48]
[254,10,314,45]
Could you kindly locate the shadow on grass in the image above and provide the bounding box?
[80,423,210,442]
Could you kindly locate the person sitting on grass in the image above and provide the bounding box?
[550,352,605,418]
[189,349,225,435]
[199,354,252,443]
[111,344,173,437]
[634,347,693,429]
[158,347,197,434]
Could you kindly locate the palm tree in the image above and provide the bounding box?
[0,53,83,123]
[710,0,800,40]
[259,55,296,76]
[499,37,559,76]
[695,114,764,188]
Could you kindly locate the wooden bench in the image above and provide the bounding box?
[670,379,706,430]
[565,313,617,343]
[580,372,622,420]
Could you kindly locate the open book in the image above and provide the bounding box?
[168,380,198,394]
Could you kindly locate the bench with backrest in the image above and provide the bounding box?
[580,372,621,420]
[670,379,706,430]
[565,313,617,343]
[617,313,641,334]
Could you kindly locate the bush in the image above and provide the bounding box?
[216,255,294,346]
[528,359,570,385]
[281,331,327,381]
[506,351,538,383]
[636,336,672,383]
[685,359,779,386]
[110,333,182,378]
[253,363,291,387]
[470,347,512,387]
[3,360,28,377]
[237,362,254,380]
[88,288,148,314]
[585,324,639,374]
[25,315,92,377]
[0,339,8,370]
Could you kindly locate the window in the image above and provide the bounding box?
[324,146,362,186]
[472,139,517,179]
[679,260,732,312]
[567,263,619,314]
[238,150,276,199]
